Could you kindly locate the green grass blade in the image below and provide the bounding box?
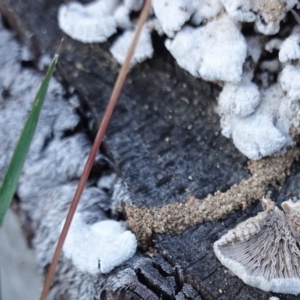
[0,46,61,227]
[0,263,2,300]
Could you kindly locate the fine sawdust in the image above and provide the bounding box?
[125,147,300,248]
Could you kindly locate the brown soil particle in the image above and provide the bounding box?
[125,147,300,248]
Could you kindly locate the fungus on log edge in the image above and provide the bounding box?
[214,197,300,295]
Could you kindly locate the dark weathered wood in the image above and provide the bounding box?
[1,0,300,299]
[0,0,249,207]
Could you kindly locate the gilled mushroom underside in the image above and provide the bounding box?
[214,199,300,295]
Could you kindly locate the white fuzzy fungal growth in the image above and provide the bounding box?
[221,114,286,160]
[165,15,247,83]
[58,0,118,43]
[0,19,133,297]
[280,65,300,101]
[57,0,300,159]
[220,0,256,23]
[220,83,299,159]
[279,34,300,63]
[190,0,224,25]
[110,27,153,66]
[114,5,132,30]
[152,0,195,38]
[63,213,137,274]
[214,198,300,295]
[219,79,260,118]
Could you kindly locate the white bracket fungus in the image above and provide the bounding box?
[220,62,300,159]
[220,0,256,23]
[57,0,300,159]
[280,65,300,101]
[190,0,224,25]
[221,113,286,160]
[165,15,247,83]
[114,4,133,30]
[152,0,195,38]
[265,38,284,54]
[152,0,224,36]
[62,213,137,274]
[266,26,300,63]
[58,0,118,43]
[279,30,300,63]
[214,198,300,295]
[110,26,153,66]
[218,78,260,118]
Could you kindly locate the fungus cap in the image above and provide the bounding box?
[214,198,300,295]
[63,213,137,274]
[58,1,117,43]
[279,34,300,63]
[114,5,132,30]
[110,27,153,66]
[152,0,195,38]
[219,79,260,118]
[165,15,247,83]
[190,0,224,25]
[280,65,300,102]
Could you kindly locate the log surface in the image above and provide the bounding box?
[1,0,299,299]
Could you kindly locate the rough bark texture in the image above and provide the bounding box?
[1,0,300,299]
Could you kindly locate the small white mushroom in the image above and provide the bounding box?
[279,36,300,63]
[165,15,247,83]
[279,26,300,63]
[110,27,153,66]
[265,38,283,53]
[62,212,137,274]
[218,78,260,118]
[92,0,120,14]
[258,83,294,137]
[58,0,118,43]
[222,112,286,159]
[221,0,256,23]
[146,18,164,36]
[152,0,195,38]
[114,4,132,30]
[219,83,297,159]
[214,198,300,295]
[190,0,224,25]
[280,65,300,101]
[55,0,300,160]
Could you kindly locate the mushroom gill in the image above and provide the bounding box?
[214,197,300,295]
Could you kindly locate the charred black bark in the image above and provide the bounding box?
[1,0,300,299]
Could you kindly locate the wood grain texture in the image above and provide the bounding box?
[1,0,300,299]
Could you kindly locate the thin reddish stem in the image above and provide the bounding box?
[39,1,152,299]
